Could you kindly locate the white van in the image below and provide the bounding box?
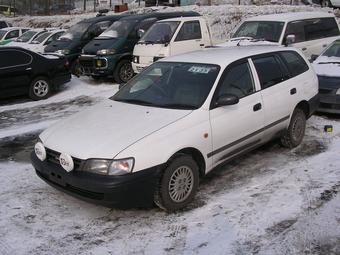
[32,46,318,211]
[132,16,213,73]
[230,12,340,59]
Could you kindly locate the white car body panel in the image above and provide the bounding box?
[25,30,65,53]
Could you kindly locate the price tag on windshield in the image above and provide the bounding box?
[188,66,212,74]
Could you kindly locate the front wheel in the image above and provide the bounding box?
[113,59,134,84]
[280,108,306,148]
[154,156,199,212]
[29,77,51,100]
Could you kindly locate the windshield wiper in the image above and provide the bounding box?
[115,98,157,106]
[160,103,197,110]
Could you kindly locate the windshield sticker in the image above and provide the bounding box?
[188,66,212,74]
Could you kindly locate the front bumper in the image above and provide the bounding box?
[318,93,340,114]
[78,54,119,77]
[31,152,162,208]
[132,62,148,73]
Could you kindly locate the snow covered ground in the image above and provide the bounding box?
[0,76,340,255]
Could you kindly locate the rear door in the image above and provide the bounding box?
[209,59,264,167]
[170,20,204,56]
[0,49,33,98]
[250,53,294,139]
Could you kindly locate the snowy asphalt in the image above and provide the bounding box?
[0,77,339,255]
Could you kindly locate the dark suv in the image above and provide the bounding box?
[78,11,200,83]
[44,14,128,73]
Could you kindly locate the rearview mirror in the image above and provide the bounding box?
[216,94,239,107]
[285,34,296,46]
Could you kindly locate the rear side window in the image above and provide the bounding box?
[253,55,288,89]
[0,50,32,68]
[5,30,19,39]
[175,21,202,41]
[305,18,339,41]
[280,51,309,77]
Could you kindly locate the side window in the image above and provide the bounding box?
[285,20,306,43]
[253,55,288,89]
[175,21,202,41]
[5,30,19,39]
[217,62,255,99]
[280,51,309,78]
[0,50,32,68]
[305,18,340,41]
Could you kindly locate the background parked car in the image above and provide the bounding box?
[0,47,71,100]
[44,14,126,74]
[25,29,65,53]
[313,39,340,113]
[0,5,17,16]
[7,28,52,47]
[309,0,340,7]
[0,27,29,46]
[0,20,11,29]
[228,12,340,59]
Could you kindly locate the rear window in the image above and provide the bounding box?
[279,51,309,77]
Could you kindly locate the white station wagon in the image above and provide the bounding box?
[32,46,319,211]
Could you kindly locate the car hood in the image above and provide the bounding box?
[134,43,167,58]
[313,56,340,77]
[83,37,120,55]
[40,99,192,160]
[44,38,73,52]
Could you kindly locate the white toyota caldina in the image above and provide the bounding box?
[32,46,319,211]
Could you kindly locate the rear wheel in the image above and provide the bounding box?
[280,108,306,148]
[154,156,199,212]
[29,77,51,100]
[113,59,134,84]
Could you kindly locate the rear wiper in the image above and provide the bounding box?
[160,103,197,110]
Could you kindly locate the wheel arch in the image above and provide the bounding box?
[295,100,310,118]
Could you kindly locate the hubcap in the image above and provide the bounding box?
[168,166,194,203]
[292,115,304,142]
[33,80,49,97]
[119,63,133,83]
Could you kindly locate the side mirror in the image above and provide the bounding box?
[137,29,145,39]
[215,94,239,107]
[285,34,296,46]
[310,54,319,62]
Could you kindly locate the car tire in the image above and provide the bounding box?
[29,76,52,100]
[113,59,134,84]
[71,61,81,77]
[154,155,199,212]
[280,108,306,148]
[91,75,101,81]
[321,0,332,7]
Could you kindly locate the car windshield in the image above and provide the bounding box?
[31,32,51,44]
[233,21,284,42]
[59,22,90,40]
[0,30,6,40]
[322,41,340,58]
[16,30,38,42]
[98,20,137,39]
[112,62,220,110]
[139,21,180,44]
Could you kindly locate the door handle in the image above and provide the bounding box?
[302,47,307,51]
[200,44,205,47]
[253,103,262,112]
[290,88,297,95]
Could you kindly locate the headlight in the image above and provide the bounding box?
[82,158,134,176]
[55,49,70,55]
[34,141,46,161]
[133,55,139,64]
[336,88,340,95]
[153,56,163,62]
[97,49,116,56]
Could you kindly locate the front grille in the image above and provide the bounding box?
[319,88,333,94]
[45,148,82,170]
[136,66,144,73]
[79,59,94,68]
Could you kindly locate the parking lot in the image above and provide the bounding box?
[0,77,339,255]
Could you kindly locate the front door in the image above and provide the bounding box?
[209,59,264,168]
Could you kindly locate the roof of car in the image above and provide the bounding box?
[158,16,205,22]
[161,46,300,67]
[119,11,200,21]
[0,27,27,31]
[245,11,335,22]
[81,13,128,23]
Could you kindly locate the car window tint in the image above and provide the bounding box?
[175,21,202,41]
[253,55,287,89]
[280,51,309,77]
[217,62,255,98]
[285,20,306,43]
[5,29,19,39]
[305,18,340,41]
[0,50,32,68]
